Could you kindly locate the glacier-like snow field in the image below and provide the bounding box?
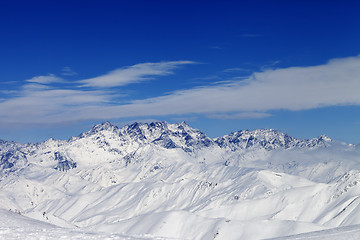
[1,121,360,239]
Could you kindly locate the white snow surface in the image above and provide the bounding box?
[0,121,360,239]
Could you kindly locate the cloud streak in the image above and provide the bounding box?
[61,67,77,76]
[92,55,359,119]
[207,112,272,120]
[79,61,195,88]
[0,56,359,125]
[26,74,64,84]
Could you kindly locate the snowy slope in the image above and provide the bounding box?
[0,209,166,240]
[0,121,360,239]
[269,224,360,240]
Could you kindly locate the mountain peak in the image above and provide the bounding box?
[179,121,189,126]
[76,121,119,139]
[318,134,332,142]
[215,128,334,151]
[78,122,334,152]
[91,121,117,131]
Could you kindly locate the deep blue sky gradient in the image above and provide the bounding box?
[0,0,360,143]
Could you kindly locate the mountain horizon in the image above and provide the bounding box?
[1,120,359,239]
[0,120,338,145]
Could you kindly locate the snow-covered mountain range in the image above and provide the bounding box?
[0,121,359,239]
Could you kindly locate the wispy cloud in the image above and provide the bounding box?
[0,56,359,125]
[260,60,281,71]
[26,74,64,84]
[191,75,222,83]
[0,86,110,123]
[79,61,195,88]
[207,112,272,120]
[92,55,360,118]
[61,67,77,76]
[222,67,252,73]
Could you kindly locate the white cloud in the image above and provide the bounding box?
[222,67,251,73]
[207,112,272,120]
[0,86,111,123]
[90,55,360,118]
[61,67,77,76]
[79,61,195,88]
[0,56,359,125]
[26,74,64,84]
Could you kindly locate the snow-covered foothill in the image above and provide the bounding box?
[0,121,359,239]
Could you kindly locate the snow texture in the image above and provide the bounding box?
[0,121,360,239]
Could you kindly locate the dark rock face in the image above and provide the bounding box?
[153,135,177,149]
[54,151,77,171]
[0,150,27,172]
[0,151,15,169]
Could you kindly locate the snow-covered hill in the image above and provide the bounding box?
[0,121,359,239]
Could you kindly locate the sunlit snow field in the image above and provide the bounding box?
[1,122,360,239]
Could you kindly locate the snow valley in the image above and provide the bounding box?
[1,121,360,240]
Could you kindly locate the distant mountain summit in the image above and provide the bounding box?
[76,121,333,153]
[0,121,334,174]
[215,129,332,151]
[77,121,332,151]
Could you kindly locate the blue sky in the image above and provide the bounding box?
[0,0,360,144]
